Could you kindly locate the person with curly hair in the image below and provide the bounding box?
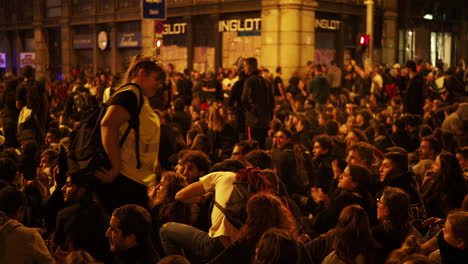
[209,192,297,263]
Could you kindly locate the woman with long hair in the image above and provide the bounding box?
[151,171,198,227]
[96,55,166,214]
[421,153,467,218]
[306,204,374,264]
[206,105,236,162]
[151,171,198,256]
[254,228,311,264]
[208,192,297,264]
[372,186,416,262]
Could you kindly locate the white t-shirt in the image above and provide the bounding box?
[222,77,238,93]
[370,73,383,95]
[200,171,239,239]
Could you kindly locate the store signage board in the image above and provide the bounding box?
[315,19,341,30]
[163,23,187,35]
[0,53,6,68]
[219,18,262,32]
[142,0,166,20]
[118,32,142,48]
[20,52,35,68]
[73,35,93,49]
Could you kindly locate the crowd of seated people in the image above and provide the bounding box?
[0,57,467,264]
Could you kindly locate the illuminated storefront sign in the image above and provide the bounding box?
[20,52,35,68]
[0,53,6,68]
[315,19,341,30]
[73,35,92,49]
[218,18,261,32]
[163,23,187,35]
[117,32,142,48]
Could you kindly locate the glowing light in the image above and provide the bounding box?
[424,14,433,20]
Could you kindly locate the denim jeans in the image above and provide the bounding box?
[160,222,225,263]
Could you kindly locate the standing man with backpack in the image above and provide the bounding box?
[241,57,274,148]
[94,55,166,214]
[63,78,97,127]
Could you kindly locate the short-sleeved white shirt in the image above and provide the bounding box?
[200,171,239,238]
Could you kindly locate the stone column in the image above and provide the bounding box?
[381,0,398,64]
[210,14,222,71]
[60,0,72,78]
[92,24,98,74]
[33,0,47,78]
[6,32,13,73]
[15,31,23,76]
[141,19,155,56]
[110,22,118,75]
[60,24,72,78]
[261,0,318,80]
[34,28,49,78]
[461,20,468,64]
[185,16,194,72]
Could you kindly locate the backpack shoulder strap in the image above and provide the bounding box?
[115,83,145,169]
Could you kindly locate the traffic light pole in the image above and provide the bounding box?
[364,0,374,68]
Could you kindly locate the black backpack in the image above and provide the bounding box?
[214,180,252,229]
[74,89,96,114]
[71,89,97,122]
[213,168,267,229]
[67,83,144,177]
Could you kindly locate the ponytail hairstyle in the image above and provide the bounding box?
[120,55,166,88]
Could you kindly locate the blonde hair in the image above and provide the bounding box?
[207,105,226,132]
[120,55,166,87]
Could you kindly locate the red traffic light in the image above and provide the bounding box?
[155,39,163,48]
[359,34,370,45]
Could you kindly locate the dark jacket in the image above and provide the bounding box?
[310,191,373,236]
[403,73,425,115]
[308,74,330,104]
[241,71,274,128]
[306,229,377,264]
[379,170,426,220]
[54,200,108,262]
[311,154,334,194]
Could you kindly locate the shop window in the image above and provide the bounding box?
[98,0,114,12]
[222,31,261,69]
[160,46,188,73]
[120,21,141,33]
[118,0,140,9]
[398,29,415,63]
[17,0,33,22]
[46,0,62,17]
[167,0,193,6]
[74,25,92,35]
[314,31,336,66]
[72,0,94,15]
[193,47,215,73]
[430,32,452,69]
[24,38,35,52]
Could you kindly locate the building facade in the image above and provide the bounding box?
[0,0,466,80]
